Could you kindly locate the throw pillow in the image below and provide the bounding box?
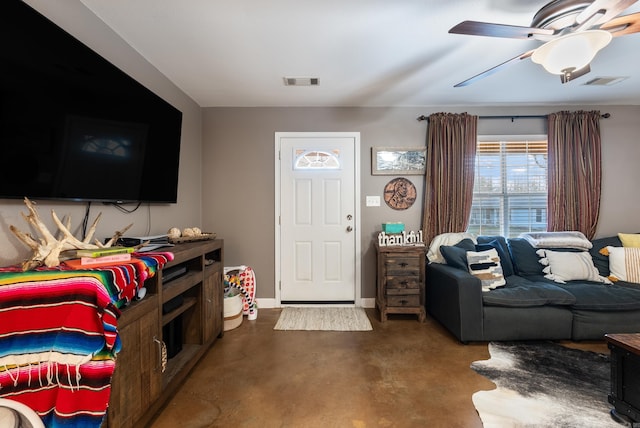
[507,238,545,277]
[439,238,476,271]
[475,239,514,277]
[590,235,623,277]
[427,232,477,263]
[602,246,640,283]
[536,249,611,284]
[467,248,506,292]
[618,233,640,248]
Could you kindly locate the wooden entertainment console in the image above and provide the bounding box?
[106,239,224,427]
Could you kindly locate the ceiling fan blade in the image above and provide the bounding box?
[560,64,591,83]
[576,0,638,26]
[449,21,554,39]
[454,50,534,87]
[600,11,640,35]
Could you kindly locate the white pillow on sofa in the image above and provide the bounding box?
[605,246,640,283]
[536,249,611,284]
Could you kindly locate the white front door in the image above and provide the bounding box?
[275,132,360,304]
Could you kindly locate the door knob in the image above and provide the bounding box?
[346,226,353,232]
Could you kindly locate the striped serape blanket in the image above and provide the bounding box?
[0,252,173,427]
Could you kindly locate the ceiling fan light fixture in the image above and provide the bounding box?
[531,30,612,75]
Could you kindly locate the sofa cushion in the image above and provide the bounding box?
[508,238,583,277]
[590,235,623,277]
[571,309,640,340]
[536,249,611,284]
[507,238,545,276]
[554,281,640,311]
[482,277,576,308]
[476,236,514,277]
[439,238,476,270]
[467,248,506,291]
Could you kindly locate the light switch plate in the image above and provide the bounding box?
[366,196,380,207]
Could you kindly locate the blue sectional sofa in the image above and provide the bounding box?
[425,234,640,342]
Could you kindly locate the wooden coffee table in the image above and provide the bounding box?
[606,333,640,424]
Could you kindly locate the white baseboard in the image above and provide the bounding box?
[360,298,375,308]
[256,298,278,308]
[256,297,375,309]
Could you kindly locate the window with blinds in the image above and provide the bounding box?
[467,137,548,237]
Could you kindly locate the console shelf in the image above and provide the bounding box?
[162,271,201,302]
[162,343,200,388]
[106,239,224,428]
[162,297,197,326]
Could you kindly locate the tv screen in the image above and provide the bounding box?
[0,1,183,203]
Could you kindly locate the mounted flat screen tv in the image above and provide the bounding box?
[0,1,183,203]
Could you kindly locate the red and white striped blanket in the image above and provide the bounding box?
[0,252,172,427]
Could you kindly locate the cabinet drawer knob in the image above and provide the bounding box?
[399,262,408,267]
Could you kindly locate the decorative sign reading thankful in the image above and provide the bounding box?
[378,230,425,246]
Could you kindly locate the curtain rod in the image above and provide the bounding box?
[416,113,611,122]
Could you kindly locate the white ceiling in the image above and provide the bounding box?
[80,0,640,108]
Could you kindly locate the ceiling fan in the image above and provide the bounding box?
[449,0,640,86]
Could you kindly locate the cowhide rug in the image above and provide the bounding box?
[471,341,621,428]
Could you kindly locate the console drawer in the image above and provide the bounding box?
[385,257,421,276]
[387,294,420,307]
[386,277,421,290]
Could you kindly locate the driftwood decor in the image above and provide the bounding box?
[9,197,132,271]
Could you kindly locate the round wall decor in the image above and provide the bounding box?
[383,177,416,210]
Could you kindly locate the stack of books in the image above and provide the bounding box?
[70,246,135,267]
[117,235,172,252]
[117,235,169,246]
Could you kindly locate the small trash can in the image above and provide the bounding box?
[223,292,243,331]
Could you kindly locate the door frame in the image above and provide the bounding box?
[274,132,362,307]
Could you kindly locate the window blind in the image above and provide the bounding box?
[468,139,548,237]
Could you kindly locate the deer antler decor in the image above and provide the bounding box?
[10,197,133,271]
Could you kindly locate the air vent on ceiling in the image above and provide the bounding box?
[583,76,628,86]
[283,77,320,86]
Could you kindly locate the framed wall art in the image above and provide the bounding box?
[372,147,426,175]
[383,177,416,210]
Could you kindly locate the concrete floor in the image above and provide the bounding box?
[149,308,608,428]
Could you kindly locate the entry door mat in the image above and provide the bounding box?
[273,307,373,331]
[471,341,619,427]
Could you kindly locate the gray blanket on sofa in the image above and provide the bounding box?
[519,231,592,250]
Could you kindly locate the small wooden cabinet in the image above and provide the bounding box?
[375,243,426,322]
[606,333,640,423]
[107,239,224,427]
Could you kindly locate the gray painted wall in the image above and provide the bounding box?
[202,106,640,300]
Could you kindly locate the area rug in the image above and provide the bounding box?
[273,307,373,331]
[471,341,619,427]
